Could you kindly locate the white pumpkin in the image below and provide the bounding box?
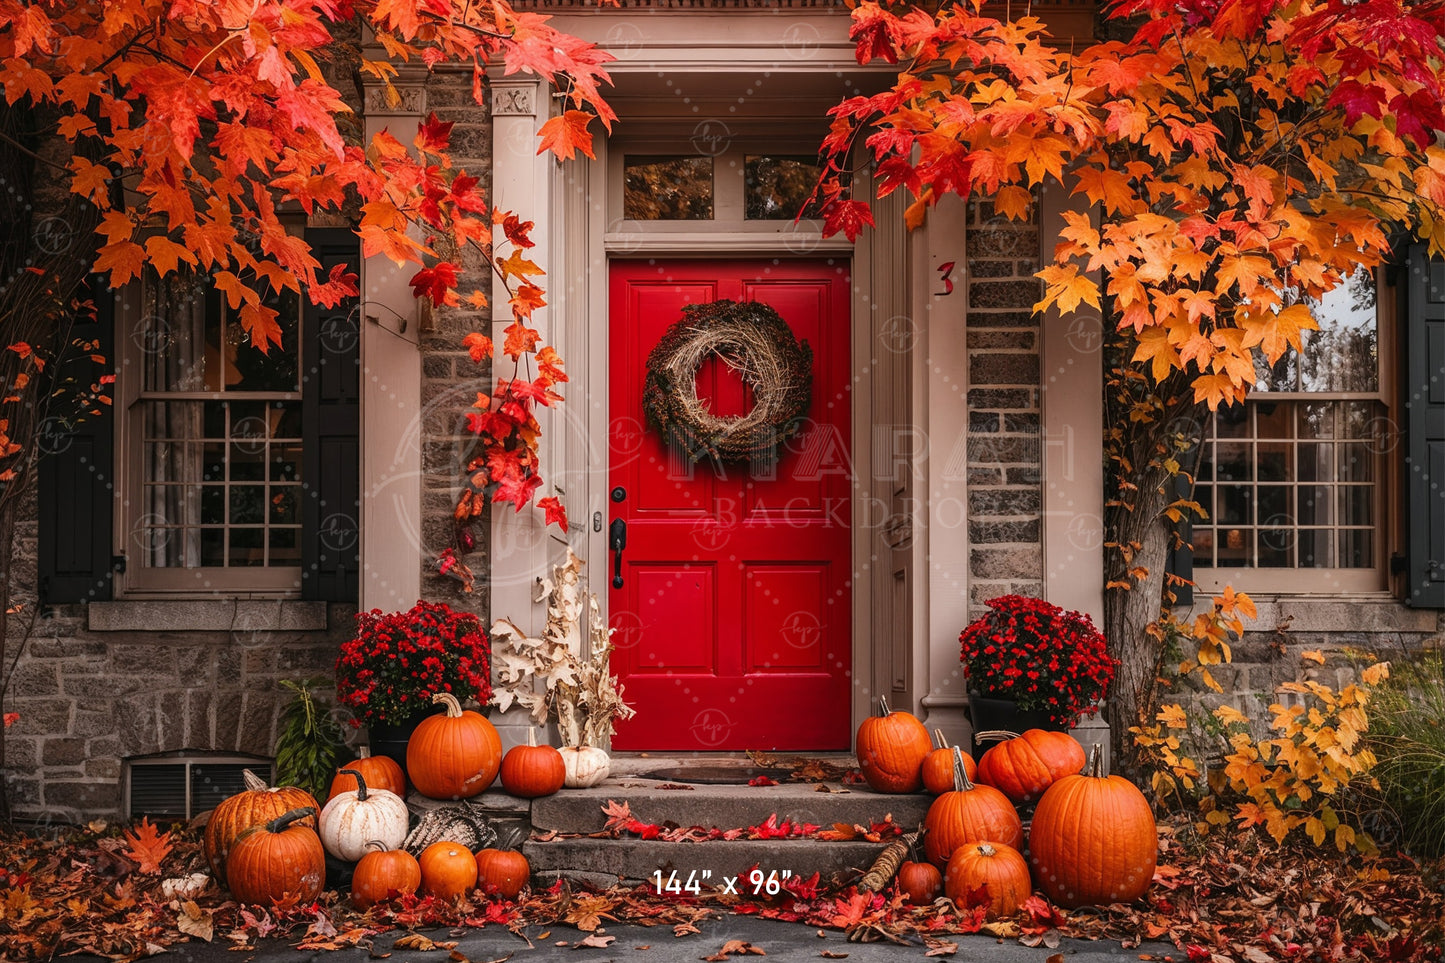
[318,768,410,861]
[559,745,611,788]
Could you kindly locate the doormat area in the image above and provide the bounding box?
[636,766,795,785]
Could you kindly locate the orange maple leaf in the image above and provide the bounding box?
[536,110,595,161]
[123,817,173,874]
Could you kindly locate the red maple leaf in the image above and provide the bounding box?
[850,5,899,65]
[536,495,568,531]
[409,262,459,306]
[413,113,453,154]
[820,197,875,242]
[462,332,492,364]
[502,213,535,248]
[310,262,358,307]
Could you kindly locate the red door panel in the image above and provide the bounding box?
[608,260,852,751]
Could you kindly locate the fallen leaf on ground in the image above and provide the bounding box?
[923,936,958,956]
[574,933,615,949]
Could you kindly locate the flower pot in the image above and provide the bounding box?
[366,705,442,771]
[966,691,1069,738]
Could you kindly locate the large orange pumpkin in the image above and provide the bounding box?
[855,697,932,794]
[923,747,1022,868]
[975,729,1086,804]
[475,847,530,899]
[225,807,326,905]
[1028,745,1157,908]
[945,841,1031,920]
[922,728,976,795]
[328,747,407,801]
[203,769,318,881]
[407,692,501,800]
[500,728,566,799]
[418,840,478,899]
[351,841,422,908]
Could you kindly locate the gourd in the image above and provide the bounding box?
[474,847,530,899]
[974,729,1086,804]
[923,747,1023,868]
[407,692,502,800]
[922,728,976,795]
[318,768,410,862]
[558,745,611,788]
[417,840,478,899]
[351,840,421,908]
[855,697,932,794]
[225,807,325,904]
[897,860,942,904]
[1028,745,1157,909]
[328,747,406,801]
[945,841,1032,920]
[500,728,566,799]
[203,769,318,881]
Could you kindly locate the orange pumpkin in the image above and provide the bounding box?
[922,728,976,795]
[351,841,422,908]
[203,769,318,881]
[945,841,1032,920]
[855,697,932,794]
[897,860,942,904]
[500,728,566,799]
[418,840,478,899]
[1028,745,1157,909]
[407,692,502,800]
[328,747,407,801]
[475,847,530,899]
[225,807,325,905]
[923,747,1023,868]
[975,728,1086,804]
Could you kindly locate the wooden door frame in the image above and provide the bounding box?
[549,133,914,747]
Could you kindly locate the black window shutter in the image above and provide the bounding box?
[301,229,360,602]
[37,276,115,605]
[1405,244,1445,608]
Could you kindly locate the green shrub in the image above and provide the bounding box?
[1365,651,1445,859]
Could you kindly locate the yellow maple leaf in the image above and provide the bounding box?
[1035,263,1100,314]
[497,248,544,283]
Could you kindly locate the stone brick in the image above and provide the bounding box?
[111,645,179,676]
[969,352,1039,386]
[3,777,41,810]
[1006,466,1042,485]
[71,710,116,740]
[966,259,1015,278]
[969,280,1041,309]
[45,781,121,814]
[968,226,1039,259]
[446,124,490,159]
[215,693,245,750]
[968,436,1040,465]
[117,697,160,756]
[5,736,39,768]
[9,698,72,734]
[41,737,87,767]
[968,310,1039,329]
[966,467,1003,486]
[968,412,1000,433]
[26,639,106,659]
[970,548,1043,580]
[185,690,215,748]
[423,354,455,380]
[8,662,60,696]
[62,674,151,700]
[238,694,278,756]
[156,692,187,751]
[85,756,122,781]
[969,488,1042,517]
[1003,413,1041,433]
[968,519,1041,544]
[966,329,1035,350]
[967,388,1036,411]
[278,645,336,674]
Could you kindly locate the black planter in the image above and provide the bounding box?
[366,705,442,770]
[966,691,1068,739]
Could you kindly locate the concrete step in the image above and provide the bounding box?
[530,781,932,835]
[523,836,889,888]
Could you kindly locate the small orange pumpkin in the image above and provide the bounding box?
[923,747,1023,868]
[922,728,976,795]
[500,728,566,799]
[855,697,932,794]
[475,847,530,899]
[407,692,502,800]
[945,841,1032,920]
[328,747,407,801]
[974,729,1086,804]
[897,859,943,904]
[418,840,478,899]
[1028,745,1157,908]
[203,769,318,882]
[225,807,325,905]
[351,840,422,908]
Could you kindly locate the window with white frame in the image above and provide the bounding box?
[116,268,305,595]
[1193,269,1390,593]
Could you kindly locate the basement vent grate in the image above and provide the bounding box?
[126,754,272,821]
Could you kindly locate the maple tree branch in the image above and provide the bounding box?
[0,129,70,174]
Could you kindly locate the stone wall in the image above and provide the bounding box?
[964,197,1045,613]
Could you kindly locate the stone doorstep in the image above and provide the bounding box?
[523,837,889,889]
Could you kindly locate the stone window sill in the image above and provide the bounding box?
[87,600,329,633]
[1176,595,1439,635]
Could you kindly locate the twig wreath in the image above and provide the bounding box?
[642,300,813,464]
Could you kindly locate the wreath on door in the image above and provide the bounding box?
[642,300,813,464]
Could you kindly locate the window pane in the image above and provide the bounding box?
[1257,527,1294,567]
[1339,529,1373,567]
[1298,442,1334,482]
[744,155,823,220]
[1257,485,1290,525]
[139,272,213,392]
[230,486,265,524]
[269,486,299,524]
[1298,270,1377,393]
[1339,486,1373,526]
[229,528,264,567]
[269,528,299,565]
[623,155,713,220]
[1338,443,1373,482]
[1217,485,1252,524]
[1300,530,1333,567]
[1218,526,1250,565]
[1215,443,1251,481]
[1298,402,1334,438]
[1257,442,1292,481]
[1297,485,1332,525]
[222,289,300,391]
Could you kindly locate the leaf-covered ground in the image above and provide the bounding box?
[0,816,1440,963]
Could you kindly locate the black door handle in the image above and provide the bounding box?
[609,517,627,588]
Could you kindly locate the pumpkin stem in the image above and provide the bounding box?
[241,768,269,792]
[972,729,1021,743]
[951,747,975,793]
[932,728,947,751]
[340,767,368,801]
[359,746,371,759]
[878,696,890,717]
[977,842,996,857]
[1088,743,1103,778]
[527,727,537,748]
[432,691,463,717]
[267,806,318,833]
[363,839,388,854]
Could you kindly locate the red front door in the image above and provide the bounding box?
[608,260,852,751]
